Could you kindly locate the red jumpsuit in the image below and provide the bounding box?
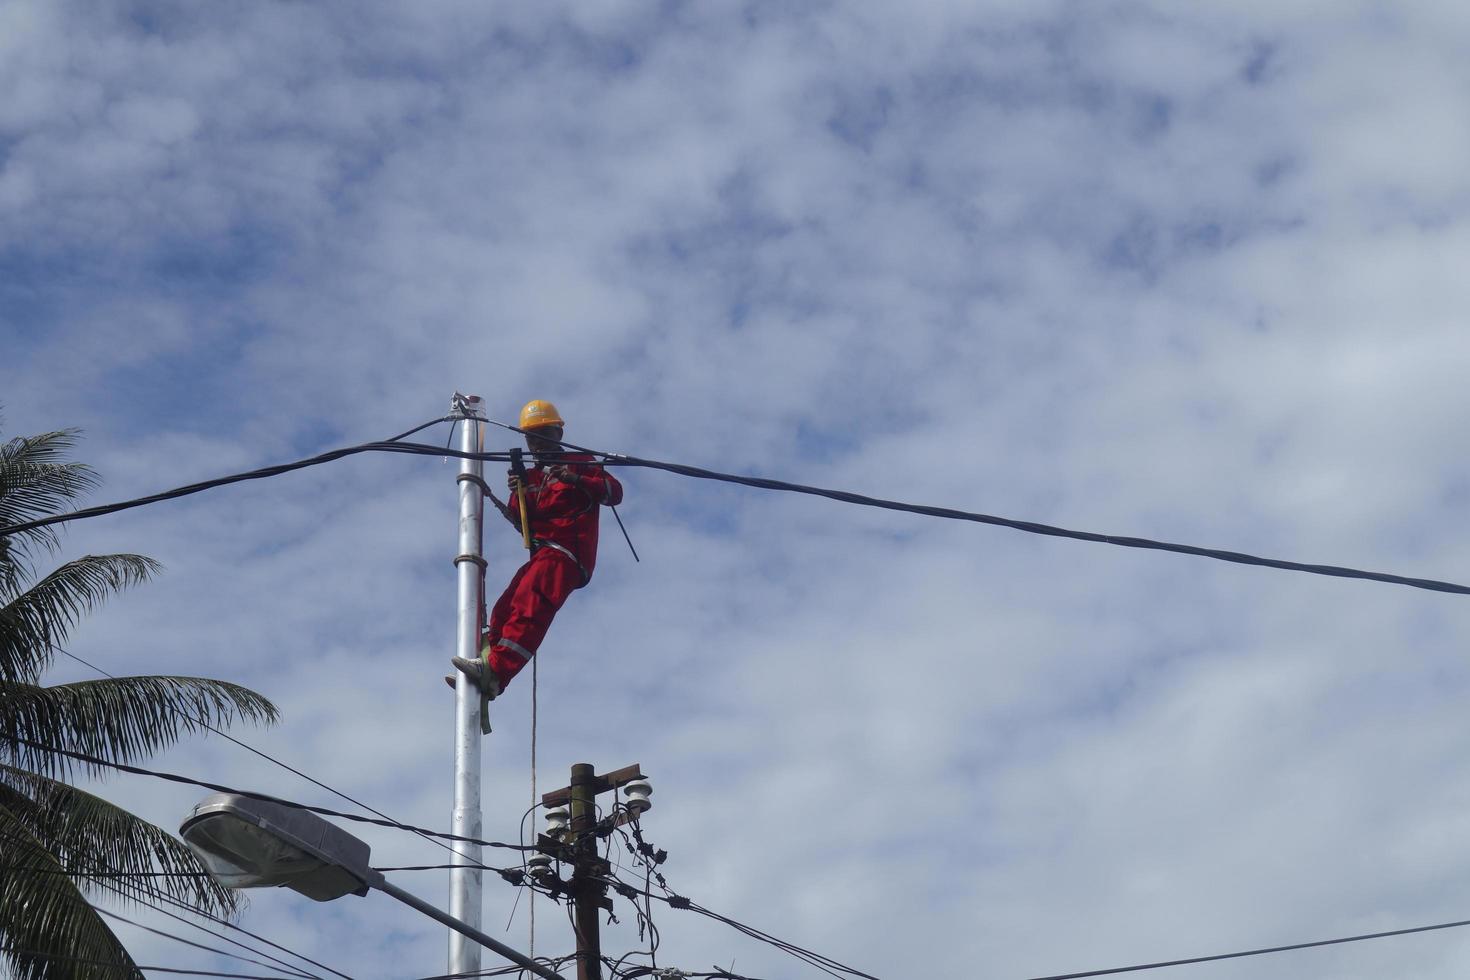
[483,453,623,688]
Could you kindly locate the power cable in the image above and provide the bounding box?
[503,427,1470,599]
[4,421,1465,597]
[8,737,534,855]
[406,953,578,980]
[93,905,318,980]
[50,645,527,889]
[384,417,458,445]
[0,865,208,878]
[1021,914,1470,979]
[0,420,475,537]
[591,819,873,980]
[0,947,304,979]
[611,970,772,980]
[595,871,874,980]
[95,864,357,980]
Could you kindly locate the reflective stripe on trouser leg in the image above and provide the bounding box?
[497,638,534,661]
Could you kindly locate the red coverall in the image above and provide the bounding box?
[483,453,623,688]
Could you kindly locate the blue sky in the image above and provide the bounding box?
[5,1,1470,977]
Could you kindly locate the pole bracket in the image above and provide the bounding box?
[449,392,488,421]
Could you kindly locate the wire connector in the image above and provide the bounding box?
[449,392,487,421]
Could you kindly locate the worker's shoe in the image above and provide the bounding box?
[450,655,501,699]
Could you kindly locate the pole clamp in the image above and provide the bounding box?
[448,391,487,421]
[453,553,488,570]
[456,473,493,495]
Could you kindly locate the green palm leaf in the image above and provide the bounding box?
[0,429,101,572]
[0,765,240,917]
[1,555,159,684]
[0,677,278,779]
[0,802,144,980]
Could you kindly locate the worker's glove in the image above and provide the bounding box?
[546,465,578,485]
[507,473,523,494]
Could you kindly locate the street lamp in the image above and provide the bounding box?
[180,793,566,980]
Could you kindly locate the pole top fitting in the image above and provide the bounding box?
[449,392,487,421]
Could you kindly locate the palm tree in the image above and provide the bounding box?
[0,426,279,980]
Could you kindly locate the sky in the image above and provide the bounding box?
[5,0,1470,977]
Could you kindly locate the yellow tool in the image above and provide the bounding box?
[509,447,533,551]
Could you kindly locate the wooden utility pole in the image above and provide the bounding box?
[541,763,646,980]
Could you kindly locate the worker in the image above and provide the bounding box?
[451,399,623,699]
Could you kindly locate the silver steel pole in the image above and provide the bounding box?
[449,393,487,976]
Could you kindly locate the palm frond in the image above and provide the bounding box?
[0,429,101,567]
[0,677,278,779]
[0,555,160,684]
[0,765,241,918]
[0,801,143,980]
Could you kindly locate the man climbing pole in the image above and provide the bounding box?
[451,399,624,699]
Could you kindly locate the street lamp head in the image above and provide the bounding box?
[180,793,376,902]
[180,792,569,980]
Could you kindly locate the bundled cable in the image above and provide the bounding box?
[5,416,1465,597]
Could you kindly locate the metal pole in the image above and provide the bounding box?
[569,763,603,980]
[450,393,487,977]
[367,873,568,980]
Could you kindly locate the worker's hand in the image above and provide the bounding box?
[507,473,523,495]
[547,465,579,486]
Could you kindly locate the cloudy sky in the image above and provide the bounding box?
[5,1,1470,977]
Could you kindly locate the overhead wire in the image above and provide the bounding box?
[93,869,356,980]
[488,422,1470,598]
[45,645,536,921]
[32,424,536,895]
[93,905,318,980]
[50,646,516,868]
[0,947,306,979]
[406,953,579,980]
[3,419,1465,597]
[11,737,534,856]
[1020,914,1470,980]
[596,819,871,980]
[602,817,1470,980]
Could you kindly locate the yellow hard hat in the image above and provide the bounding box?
[519,399,565,431]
